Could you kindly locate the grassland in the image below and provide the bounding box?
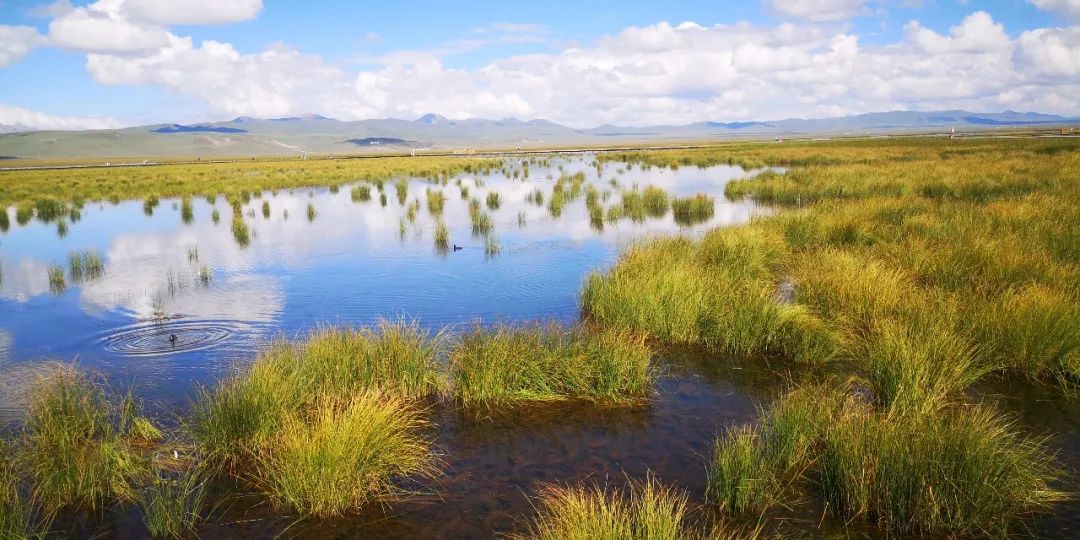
[586,136,1078,535]
[0,155,499,210]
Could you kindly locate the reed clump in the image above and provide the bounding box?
[671,193,715,226]
[137,467,207,539]
[450,322,653,408]
[20,367,151,513]
[517,477,705,540]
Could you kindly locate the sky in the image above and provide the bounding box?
[0,0,1078,130]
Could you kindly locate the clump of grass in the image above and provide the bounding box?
[671,193,714,226]
[486,191,501,210]
[306,202,317,222]
[818,401,1060,535]
[210,208,220,224]
[198,265,212,285]
[137,468,207,539]
[351,185,372,203]
[426,188,446,216]
[253,393,437,518]
[621,190,646,222]
[395,178,409,205]
[434,220,450,253]
[380,192,388,206]
[450,323,653,408]
[471,209,493,236]
[55,220,68,238]
[33,198,65,222]
[642,185,669,217]
[484,235,500,257]
[67,250,105,282]
[180,196,194,224]
[0,208,10,232]
[261,200,271,219]
[47,265,66,294]
[231,216,250,247]
[548,189,566,217]
[190,321,443,468]
[22,367,148,512]
[518,477,698,540]
[1,446,52,539]
[143,196,159,216]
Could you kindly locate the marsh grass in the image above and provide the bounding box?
[306,202,317,222]
[484,235,500,257]
[395,178,409,205]
[0,207,10,232]
[143,196,159,216]
[180,197,194,224]
[230,216,250,247]
[210,208,220,224]
[517,477,702,540]
[426,188,446,216]
[55,220,67,238]
[671,194,715,226]
[486,191,501,210]
[261,200,271,219]
[434,220,450,252]
[68,250,104,282]
[642,185,669,217]
[190,320,444,469]
[450,322,653,409]
[137,467,207,539]
[21,367,149,513]
[351,184,372,203]
[1,446,52,539]
[47,265,65,294]
[253,393,437,518]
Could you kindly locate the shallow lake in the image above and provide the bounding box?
[1,153,1077,538]
[0,154,766,411]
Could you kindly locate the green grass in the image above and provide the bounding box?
[670,194,714,226]
[426,188,446,216]
[47,265,65,294]
[21,367,149,512]
[253,393,437,518]
[190,320,443,468]
[516,477,702,540]
[486,191,501,210]
[0,155,497,208]
[261,200,271,219]
[306,202,317,222]
[180,196,194,224]
[395,178,409,205]
[230,216,250,247]
[67,250,105,283]
[210,208,220,224]
[1,446,51,540]
[642,185,669,217]
[0,208,10,232]
[450,322,653,409]
[484,235,500,257]
[351,184,372,203]
[434,220,450,252]
[137,467,207,539]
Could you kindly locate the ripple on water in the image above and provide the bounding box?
[99,319,242,357]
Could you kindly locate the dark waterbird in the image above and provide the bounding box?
[453,244,463,251]
[169,334,178,346]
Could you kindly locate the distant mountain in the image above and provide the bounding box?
[0,110,1075,159]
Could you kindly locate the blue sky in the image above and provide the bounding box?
[0,0,1078,128]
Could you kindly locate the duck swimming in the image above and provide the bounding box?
[453,244,463,251]
[169,334,178,345]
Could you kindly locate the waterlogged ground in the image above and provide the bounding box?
[0,155,764,409]
[2,153,1077,538]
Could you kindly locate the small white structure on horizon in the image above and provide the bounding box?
[299,150,308,160]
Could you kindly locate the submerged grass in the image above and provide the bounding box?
[450,322,653,408]
[137,467,207,539]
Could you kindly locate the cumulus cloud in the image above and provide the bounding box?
[764,0,869,22]
[1029,0,1080,22]
[0,103,121,130]
[72,11,1080,126]
[47,0,262,53]
[0,25,46,67]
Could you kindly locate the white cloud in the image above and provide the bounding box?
[0,25,46,67]
[764,0,869,22]
[0,103,121,130]
[121,0,263,26]
[1016,26,1080,76]
[76,11,1080,126]
[46,0,262,53]
[1029,0,1080,22]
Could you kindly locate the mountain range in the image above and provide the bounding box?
[0,110,1075,159]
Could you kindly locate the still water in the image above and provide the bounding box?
[0,155,765,410]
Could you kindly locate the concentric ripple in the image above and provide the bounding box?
[100,320,239,357]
